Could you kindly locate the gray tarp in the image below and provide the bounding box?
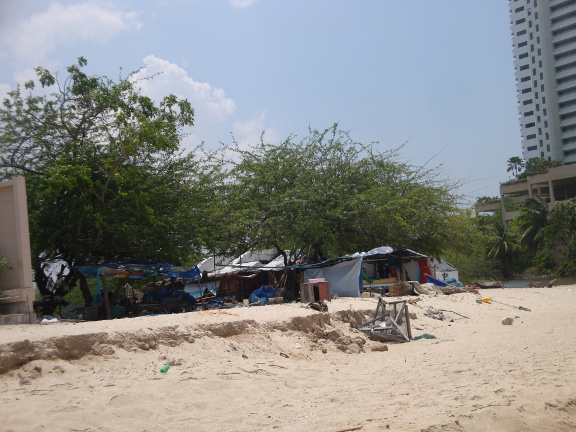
[304,257,362,298]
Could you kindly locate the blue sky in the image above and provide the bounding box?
[0,0,520,204]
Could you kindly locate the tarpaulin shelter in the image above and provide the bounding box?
[304,247,432,298]
[75,262,200,319]
[186,250,305,300]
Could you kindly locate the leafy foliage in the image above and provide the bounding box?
[0,58,217,302]
[217,124,461,264]
[506,156,524,179]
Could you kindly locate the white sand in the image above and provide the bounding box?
[0,286,575,432]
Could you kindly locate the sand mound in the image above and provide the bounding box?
[1,289,576,432]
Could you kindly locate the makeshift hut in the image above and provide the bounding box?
[184,250,292,301]
[303,247,433,298]
[75,262,200,319]
[429,257,459,282]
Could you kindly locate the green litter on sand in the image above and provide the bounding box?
[160,364,170,373]
[413,333,437,340]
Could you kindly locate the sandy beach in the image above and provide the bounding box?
[0,285,575,432]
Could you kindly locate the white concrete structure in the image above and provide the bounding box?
[510,0,576,163]
[0,177,35,324]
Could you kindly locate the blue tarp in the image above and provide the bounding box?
[76,262,201,282]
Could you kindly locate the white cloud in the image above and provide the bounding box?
[229,0,260,10]
[212,111,278,163]
[232,111,279,151]
[0,2,142,67]
[132,55,237,149]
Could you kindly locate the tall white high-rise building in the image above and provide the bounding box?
[510,0,576,164]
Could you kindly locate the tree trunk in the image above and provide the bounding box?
[77,272,93,306]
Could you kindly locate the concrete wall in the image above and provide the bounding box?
[0,177,35,324]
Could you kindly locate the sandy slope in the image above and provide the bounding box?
[0,286,575,432]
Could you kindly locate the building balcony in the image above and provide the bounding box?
[553,28,576,44]
[557,77,576,92]
[558,90,576,104]
[555,67,576,81]
[555,53,576,69]
[561,128,576,141]
[560,116,576,133]
[554,40,576,57]
[552,15,576,33]
[559,104,576,117]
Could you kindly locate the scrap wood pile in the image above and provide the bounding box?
[424,306,469,321]
[384,282,479,298]
[413,282,479,296]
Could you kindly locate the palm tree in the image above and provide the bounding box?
[487,216,521,277]
[518,194,552,253]
[506,156,524,178]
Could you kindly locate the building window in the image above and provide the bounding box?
[518,41,528,48]
[516,18,526,25]
[529,20,533,28]
[520,64,529,71]
[537,36,540,43]
[525,122,535,128]
[535,12,538,19]
[530,32,533,40]
[534,80,538,87]
[524,99,533,105]
[517,29,527,36]
[538,127,542,134]
[519,52,528,59]
[521,76,530,82]
[543,108,547,115]
[527,145,538,151]
[547,144,550,151]
[532,56,536,63]
[540,139,543,145]
[540,72,543,79]
[536,24,539,31]
[524,110,534,116]
[546,132,549,139]
[522,88,532,94]
[536,103,540,110]
[515,6,524,12]
[531,44,535,52]
[542,96,545,103]
[545,120,548,127]
[539,60,542,67]
[537,48,541,55]
[527,134,537,140]
[537,116,541,122]
[541,84,544,91]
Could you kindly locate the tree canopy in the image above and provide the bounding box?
[0,57,217,301]
[216,125,461,264]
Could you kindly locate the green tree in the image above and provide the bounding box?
[506,156,524,179]
[0,58,215,306]
[218,124,461,264]
[481,212,523,278]
[517,194,552,253]
[541,198,576,275]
